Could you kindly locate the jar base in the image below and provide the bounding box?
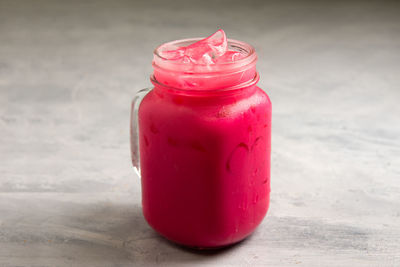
[158,232,253,251]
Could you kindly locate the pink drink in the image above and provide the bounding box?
[132,30,271,248]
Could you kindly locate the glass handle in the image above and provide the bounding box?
[130,87,152,177]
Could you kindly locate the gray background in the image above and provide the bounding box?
[0,0,399,266]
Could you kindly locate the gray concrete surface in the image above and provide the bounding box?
[0,0,400,266]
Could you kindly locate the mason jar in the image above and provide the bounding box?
[131,36,271,248]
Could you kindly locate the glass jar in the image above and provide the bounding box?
[131,37,271,248]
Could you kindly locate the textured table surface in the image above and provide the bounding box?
[1,0,399,266]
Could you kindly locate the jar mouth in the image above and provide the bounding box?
[153,38,257,72]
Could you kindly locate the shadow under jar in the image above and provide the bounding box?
[131,37,271,249]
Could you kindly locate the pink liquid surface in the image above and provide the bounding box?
[137,30,271,248]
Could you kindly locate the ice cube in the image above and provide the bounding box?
[159,46,186,60]
[214,50,244,63]
[184,29,228,64]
